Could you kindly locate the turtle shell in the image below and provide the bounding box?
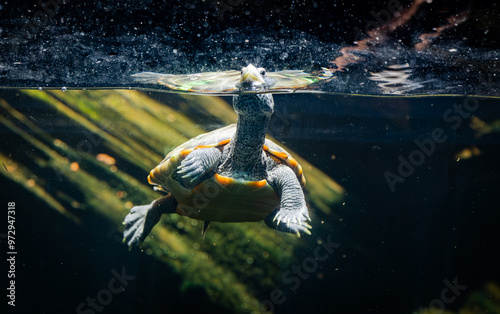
[147,124,306,222]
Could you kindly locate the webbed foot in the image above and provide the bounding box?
[177,147,221,187]
[123,203,160,248]
[122,194,177,249]
[266,165,312,237]
[265,205,312,237]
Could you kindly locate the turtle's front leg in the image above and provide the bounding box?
[265,165,312,236]
[177,147,222,187]
[123,194,178,249]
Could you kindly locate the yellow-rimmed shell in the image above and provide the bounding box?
[146,124,306,222]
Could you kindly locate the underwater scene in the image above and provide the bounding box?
[1,1,500,314]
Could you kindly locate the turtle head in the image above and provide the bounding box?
[236,64,275,92]
[233,64,275,119]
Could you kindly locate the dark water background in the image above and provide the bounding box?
[1,0,500,314]
[2,90,500,314]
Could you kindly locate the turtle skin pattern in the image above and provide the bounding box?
[123,65,312,248]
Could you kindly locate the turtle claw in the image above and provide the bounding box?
[303,211,311,222]
[177,147,221,187]
[265,205,312,236]
[177,161,204,183]
[180,174,198,184]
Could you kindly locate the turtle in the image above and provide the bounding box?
[123,64,312,248]
[132,65,333,94]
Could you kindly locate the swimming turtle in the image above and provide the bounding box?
[132,65,333,94]
[123,64,312,248]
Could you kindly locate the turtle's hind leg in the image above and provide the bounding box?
[123,194,178,249]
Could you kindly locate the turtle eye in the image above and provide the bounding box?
[258,68,266,76]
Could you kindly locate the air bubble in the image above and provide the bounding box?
[279,52,288,60]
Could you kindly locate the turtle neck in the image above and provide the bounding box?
[218,94,274,178]
[230,113,270,170]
